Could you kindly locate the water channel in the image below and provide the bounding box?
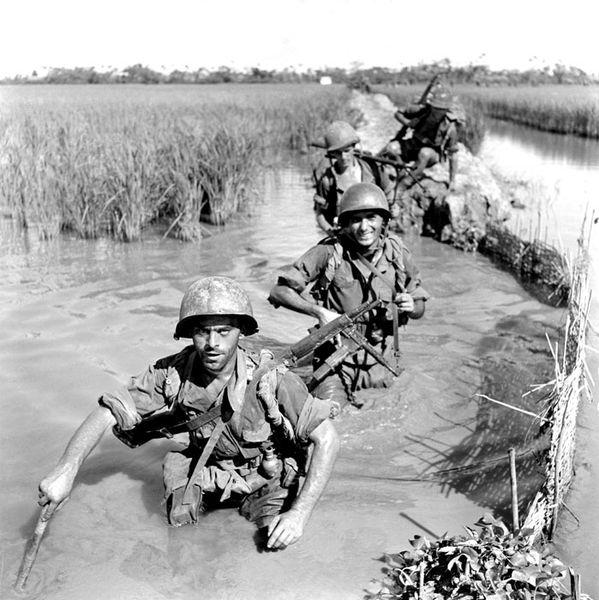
[481,119,599,597]
[0,120,597,598]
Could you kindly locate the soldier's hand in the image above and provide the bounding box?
[394,292,415,314]
[266,509,306,550]
[316,307,341,327]
[38,464,76,510]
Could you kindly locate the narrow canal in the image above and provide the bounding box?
[0,114,596,598]
[481,118,599,597]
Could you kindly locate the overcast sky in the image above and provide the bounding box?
[2,0,598,77]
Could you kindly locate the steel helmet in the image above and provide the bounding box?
[337,183,390,224]
[323,121,360,152]
[174,276,258,339]
[428,85,454,110]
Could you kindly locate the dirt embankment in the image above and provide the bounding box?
[350,91,512,251]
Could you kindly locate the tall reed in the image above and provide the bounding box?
[0,84,356,241]
[455,84,599,138]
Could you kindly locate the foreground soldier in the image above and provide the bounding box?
[269,183,428,407]
[387,84,460,190]
[313,121,396,233]
[38,277,339,549]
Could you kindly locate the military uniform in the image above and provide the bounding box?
[274,232,429,405]
[100,345,337,528]
[396,104,459,163]
[314,157,396,230]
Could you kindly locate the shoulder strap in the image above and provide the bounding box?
[357,155,383,187]
[182,415,226,504]
[355,251,405,293]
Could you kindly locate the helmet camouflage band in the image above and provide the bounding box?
[174,276,258,339]
[323,121,360,152]
[337,182,390,224]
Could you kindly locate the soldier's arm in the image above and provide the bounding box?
[269,281,338,326]
[446,125,459,187]
[268,248,341,326]
[314,202,335,233]
[266,419,339,549]
[38,406,117,510]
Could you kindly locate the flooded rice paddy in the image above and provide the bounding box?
[1,157,569,599]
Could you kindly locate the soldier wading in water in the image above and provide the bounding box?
[313,120,397,233]
[269,182,429,408]
[38,277,340,550]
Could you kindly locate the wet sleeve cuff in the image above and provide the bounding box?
[295,394,339,444]
[99,388,142,430]
[275,265,308,294]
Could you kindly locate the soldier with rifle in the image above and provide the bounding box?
[269,182,429,408]
[312,120,397,233]
[383,78,461,191]
[34,276,340,574]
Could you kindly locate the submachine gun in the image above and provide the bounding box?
[113,298,398,449]
[275,297,399,390]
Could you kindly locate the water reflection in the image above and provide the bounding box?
[484,118,599,167]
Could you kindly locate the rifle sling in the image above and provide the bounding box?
[139,403,223,437]
[355,252,404,369]
[355,251,404,293]
[182,415,227,505]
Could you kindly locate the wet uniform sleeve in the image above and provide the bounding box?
[275,245,331,294]
[98,354,183,430]
[276,370,337,445]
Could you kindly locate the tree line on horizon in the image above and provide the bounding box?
[3,59,596,86]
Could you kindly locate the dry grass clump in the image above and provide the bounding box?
[522,215,593,540]
[0,84,355,241]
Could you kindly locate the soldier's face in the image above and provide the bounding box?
[328,145,355,171]
[345,210,384,250]
[192,317,241,374]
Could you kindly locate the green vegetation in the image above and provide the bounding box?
[456,85,599,138]
[0,84,357,241]
[367,514,583,599]
[3,59,595,87]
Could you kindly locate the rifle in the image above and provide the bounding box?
[15,503,56,590]
[113,298,397,448]
[309,142,425,193]
[276,297,399,390]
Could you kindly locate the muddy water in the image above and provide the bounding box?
[1,162,563,599]
[481,121,599,597]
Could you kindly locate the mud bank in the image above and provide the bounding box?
[350,92,512,251]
